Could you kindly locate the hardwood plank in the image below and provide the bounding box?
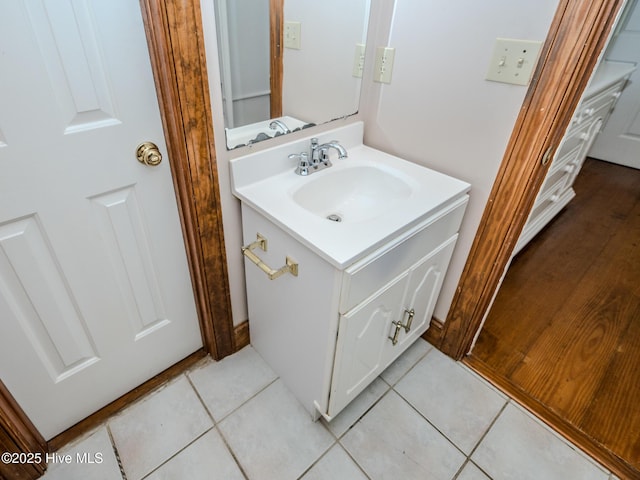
[580,297,640,470]
[472,159,639,375]
[508,171,640,422]
[510,284,636,422]
[577,195,640,467]
[468,159,640,477]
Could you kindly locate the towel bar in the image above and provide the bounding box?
[241,233,298,280]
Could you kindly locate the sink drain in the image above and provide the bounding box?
[326,213,342,222]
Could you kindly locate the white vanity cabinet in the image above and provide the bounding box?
[514,61,636,254]
[241,195,468,421]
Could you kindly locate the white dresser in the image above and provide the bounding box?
[514,61,637,254]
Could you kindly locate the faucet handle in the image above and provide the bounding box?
[291,152,310,176]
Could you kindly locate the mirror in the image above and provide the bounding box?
[213,0,371,149]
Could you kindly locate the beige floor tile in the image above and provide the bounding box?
[395,348,506,454]
[218,380,334,480]
[189,345,277,421]
[109,376,213,480]
[472,403,610,480]
[342,390,465,480]
[145,429,244,480]
[41,427,121,480]
[300,444,368,480]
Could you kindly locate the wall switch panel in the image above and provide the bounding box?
[352,43,366,78]
[374,47,395,84]
[486,38,542,86]
[284,21,301,49]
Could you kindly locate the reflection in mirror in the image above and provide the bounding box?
[213,0,371,149]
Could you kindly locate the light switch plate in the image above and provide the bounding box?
[486,38,542,86]
[284,21,301,49]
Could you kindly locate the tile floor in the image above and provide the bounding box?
[42,339,620,480]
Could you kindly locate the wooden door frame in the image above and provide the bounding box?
[270,0,284,118]
[1,1,234,477]
[437,0,626,359]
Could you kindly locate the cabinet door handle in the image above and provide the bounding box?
[401,308,415,333]
[242,233,298,280]
[388,321,403,345]
[388,308,416,345]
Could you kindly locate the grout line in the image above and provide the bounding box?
[465,398,510,460]
[293,442,338,480]
[184,373,251,480]
[106,425,128,480]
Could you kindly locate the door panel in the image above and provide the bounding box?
[329,274,407,416]
[0,0,201,439]
[589,1,640,169]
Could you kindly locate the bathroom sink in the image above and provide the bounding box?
[291,165,413,223]
[230,122,470,268]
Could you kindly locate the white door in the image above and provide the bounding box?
[588,1,640,169]
[0,0,202,439]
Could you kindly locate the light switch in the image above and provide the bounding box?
[486,38,542,86]
[374,47,395,84]
[284,21,301,49]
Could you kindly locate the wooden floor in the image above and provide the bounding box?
[465,158,640,479]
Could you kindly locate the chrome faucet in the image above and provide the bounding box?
[291,138,348,176]
[269,119,291,134]
[310,138,348,166]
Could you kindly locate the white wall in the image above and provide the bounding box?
[219,0,270,127]
[361,0,559,320]
[201,0,561,327]
[283,0,369,124]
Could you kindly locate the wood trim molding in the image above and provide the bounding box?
[234,320,251,351]
[439,0,625,359]
[0,381,47,480]
[422,317,444,347]
[139,0,235,359]
[269,0,284,118]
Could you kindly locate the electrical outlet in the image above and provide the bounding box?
[352,44,366,78]
[284,21,301,49]
[374,47,395,84]
[486,38,542,86]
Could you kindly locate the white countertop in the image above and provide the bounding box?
[585,60,636,97]
[230,122,470,269]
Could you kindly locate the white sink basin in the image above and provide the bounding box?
[291,165,413,223]
[230,122,470,268]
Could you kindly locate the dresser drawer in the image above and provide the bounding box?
[540,142,582,198]
[567,80,625,133]
[338,196,467,313]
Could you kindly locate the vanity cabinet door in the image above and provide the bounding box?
[328,273,408,417]
[328,235,458,418]
[385,235,458,357]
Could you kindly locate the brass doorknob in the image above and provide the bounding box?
[136,142,162,166]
